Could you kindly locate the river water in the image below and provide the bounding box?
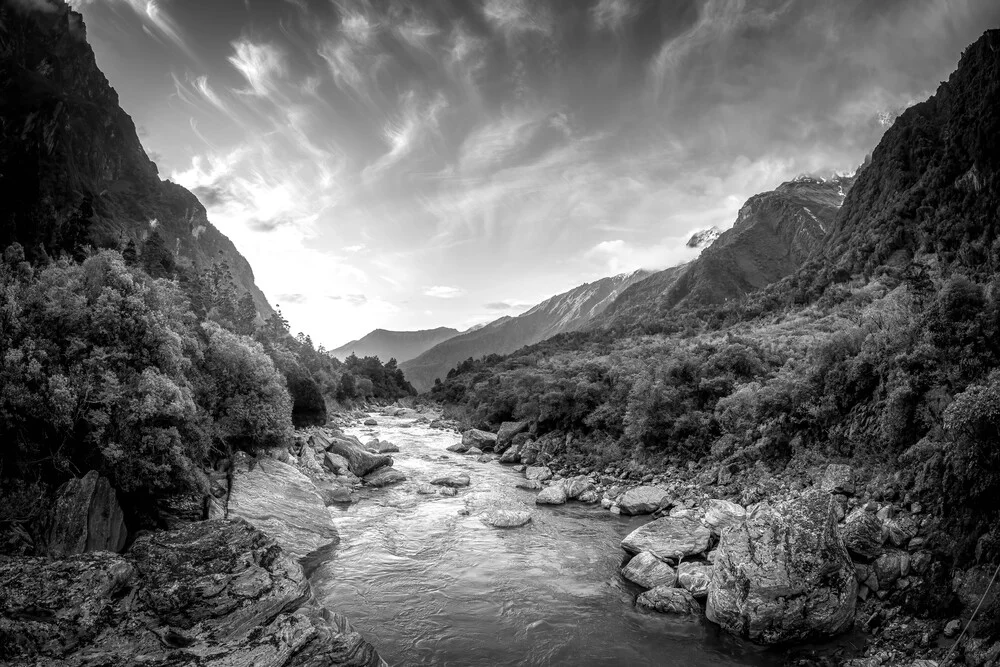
[309,415,786,667]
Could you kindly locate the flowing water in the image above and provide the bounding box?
[309,415,786,667]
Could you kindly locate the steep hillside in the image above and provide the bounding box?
[330,327,459,363]
[0,1,272,316]
[402,270,651,390]
[602,175,853,330]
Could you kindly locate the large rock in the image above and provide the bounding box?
[535,484,567,505]
[464,491,533,528]
[431,473,471,488]
[621,517,711,562]
[525,466,553,481]
[495,420,531,452]
[564,475,596,500]
[618,486,671,515]
[622,551,676,589]
[462,428,498,451]
[637,586,701,616]
[677,562,714,599]
[840,506,885,559]
[0,520,385,666]
[362,467,406,487]
[446,442,469,453]
[47,471,127,557]
[367,439,399,454]
[820,464,856,495]
[702,499,746,538]
[324,433,393,477]
[228,458,338,558]
[706,490,857,644]
[323,452,351,475]
[499,440,525,463]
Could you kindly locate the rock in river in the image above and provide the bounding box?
[462,428,498,451]
[228,457,338,559]
[637,586,701,616]
[677,562,713,599]
[622,551,676,589]
[536,484,567,505]
[464,490,533,528]
[618,486,670,515]
[564,475,596,499]
[431,473,471,488]
[363,467,407,487]
[702,499,746,538]
[47,470,127,557]
[323,433,394,477]
[621,516,711,562]
[706,490,857,644]
[525,466,553,481]
[0,519,386,666]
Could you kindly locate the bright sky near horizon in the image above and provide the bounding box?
[71,0,1000,349]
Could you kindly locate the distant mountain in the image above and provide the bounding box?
[601,175,853,328]
[401,270,652,390]
[686,227,722,248]
[329,327,460,363]
[0,1,272,316]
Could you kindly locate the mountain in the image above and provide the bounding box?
[0,1,272,316]
[686,227,722,248]
[601,175,853,329]
[401,270,652,390]
[329,327,460,363]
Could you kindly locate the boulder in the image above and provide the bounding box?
[228,458,338,558]
[621,517,711,562]
[525,466,553,481]
[873,550,908,588]
[578,490,600,503]
[439,487,458,497]
[637,586,701,616]
[464,490,533,528]
[368,439,399,454]
[622,551,676,589]
[0,520,385,666]
[297,445,325,473]
[618,486,671,515]
[564,475,596,499]
[446,442,469,453]
[319,485,353,504]
[363,467,406,487]
[702,499,746,538]
[499,441,525,463]
[462,428,498,451]
[820,464,856,495]
[677,562,713,599]
[535,485,567,505]
[841,506,885,559]
[466,447,484,456]
[495,420,531,452]
[476,453,493,463]
[47,471,127,557]
[516,479,544,490]
[415,483,438,495]
[706,490,857,644]
[520,440,541,465]
[431,473,471,488]
[884,515,918,547]
[363,418,378,426]
[325,435,393,477]
[323,452,351,475]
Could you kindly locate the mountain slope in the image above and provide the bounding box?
[601,175,853,329]
[0,1,272,316]
[402,270,652,390]
[330,327,460,363]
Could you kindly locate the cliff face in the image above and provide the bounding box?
[0,1,273,316]
[401,270,651,390]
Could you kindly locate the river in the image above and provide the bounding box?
[309,414,787,667]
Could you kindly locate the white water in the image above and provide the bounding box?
[309,415,784,667]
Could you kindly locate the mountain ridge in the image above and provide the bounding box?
[329,326,460,363]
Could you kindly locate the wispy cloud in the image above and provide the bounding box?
[424,286,465,299]
[229,39,287,99]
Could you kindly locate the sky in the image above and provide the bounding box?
[68,0,1000,348]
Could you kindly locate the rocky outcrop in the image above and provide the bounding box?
[46,470,127,557]
[462,428,498,451]
[706,491,857,644]
[702,499,746,538]
[617,486,670,515]
[841,506,885,559]
[622,551,676,589]
[227,458,338,559]
[636,586,701,616]
[496,420,531,452]
[821,464,856,495]
[621,517,711,562]
[535,485,568,505]
[0,520,385,666]
[321,433,393,477]
[677,562,713,599]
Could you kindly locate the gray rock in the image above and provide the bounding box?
[884,515,918,547]
[228,458,338,559]
[370,439,399,454]
[622,551,676,589]
[525,466,553,481]
[873,550,908,587]
[477,454,493,463]
[319,485,353,504]
[446,442,469,453]
[516,479,544,490]
[564,475,596,499]
[621,517,711,562]
[323,433,394,477]
[462,428,498,451]
[618,486,670,515]
[431,473,471,488]
[841,506,885,559]
[363,467,406,487]
[47,471,127,557]
[466,447,484,456]
[499,441,525,463]
[535,484,567,505]
[578,490,600,503]
[637,586,701,615]
[677,562,714,599]
[323,452,351,474]
[495,420,531,452]
[439,487,458,497]
[464,490,533,528]
[363,418,378,426]
[706,490,857,644]
[702,499,746,538]
[298,445,324,473]
[0,520,385,666]
[820,464,856,495]
[415,483,438,495]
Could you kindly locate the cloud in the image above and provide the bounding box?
[424,285,465,299]
[328,294,368,306]
[72,0,199,61]
[228,39,287,98]
[362,90,448,182]
[344,243,367,252]
[10,0,59,15]
[591,0,639,34]
[485,299,533,311]
[276,293,308,304]
[482,0,553,40]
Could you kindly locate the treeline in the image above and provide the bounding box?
[0,235,412,548]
